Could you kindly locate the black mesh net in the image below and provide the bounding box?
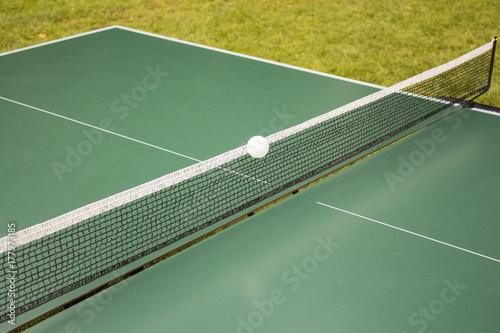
[0,39,496,323]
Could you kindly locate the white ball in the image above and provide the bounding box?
[247,135,269,158]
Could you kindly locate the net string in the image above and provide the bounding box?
[0,38,496,323]
[0,40,494,253]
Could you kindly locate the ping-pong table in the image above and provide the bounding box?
[1,26,499,333]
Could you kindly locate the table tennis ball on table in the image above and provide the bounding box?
[247,135,269,158]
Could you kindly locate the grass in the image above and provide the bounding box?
[0,0,498,106]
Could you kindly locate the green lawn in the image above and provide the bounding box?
[1,0,498,106]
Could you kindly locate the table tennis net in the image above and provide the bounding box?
[0,38,496,323]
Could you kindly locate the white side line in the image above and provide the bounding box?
[0,25,383,89]
[316,201,500,263]
[114,26,385,90]
[471,107,500,116]
[0,26,119,57]
[0,96,200,162]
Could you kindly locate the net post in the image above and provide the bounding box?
[463,37,497,106]
[487,37,498,90]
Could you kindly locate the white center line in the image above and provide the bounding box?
[1,96,269,184]
[316,201,500,263]
[1,96,201,162]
